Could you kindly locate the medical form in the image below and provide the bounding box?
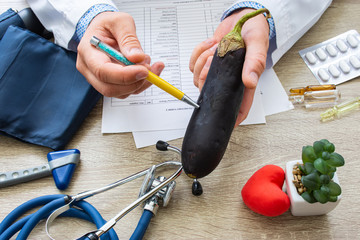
[102,0,234,133]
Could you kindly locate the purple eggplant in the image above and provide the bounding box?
[182,9,270,179]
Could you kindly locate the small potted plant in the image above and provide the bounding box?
[285,139,345,216]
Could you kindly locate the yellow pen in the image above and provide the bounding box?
[90,36,199,109]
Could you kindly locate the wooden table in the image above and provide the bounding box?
[1,0,359,239]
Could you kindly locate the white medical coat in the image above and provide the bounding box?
[27,0,333,68]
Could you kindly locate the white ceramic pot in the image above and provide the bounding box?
[285,160,341,216]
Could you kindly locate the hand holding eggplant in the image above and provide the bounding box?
[183,9,271,179]
[189,8,270,125]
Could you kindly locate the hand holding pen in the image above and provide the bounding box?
[90,36,199,108]
[76,11,165,99]
[76,11,199,108]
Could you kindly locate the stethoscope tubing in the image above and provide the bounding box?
[17,197,65,239]
[0,194,118,240]
[74,200,118,240]
[129,210,153,240]
[0,208,92,240]
[0,194,64,235]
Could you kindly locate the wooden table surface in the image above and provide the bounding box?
[1,0,359,239]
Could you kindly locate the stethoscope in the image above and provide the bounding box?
[0,141,202,240]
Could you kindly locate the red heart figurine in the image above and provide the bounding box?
[241,165,290,217]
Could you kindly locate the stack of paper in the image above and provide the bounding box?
[102,0,293,148]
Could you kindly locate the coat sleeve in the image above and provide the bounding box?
[224,0,333,67]
[26,0,117,50]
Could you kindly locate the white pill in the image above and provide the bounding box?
[346,34,359,48]
[318,68,330,81]
[305,52,317,64]
[339,60,351,73]
[328,64,341,77]
[336,39,348,52]
[349,55,360,69]
[315,48,327,61]
[325,44,338,57]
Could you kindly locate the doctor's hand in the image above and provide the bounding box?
[189,8,270,126]
[76,12,164,98]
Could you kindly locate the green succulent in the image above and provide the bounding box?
[299,139,344,204]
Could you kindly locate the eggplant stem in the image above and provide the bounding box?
[218,8,271,57]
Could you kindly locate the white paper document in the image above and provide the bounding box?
[132,86,266,148]
[102,0,235,133]
[132,68,293,148]
[258,68,294,116]
[102,0,293,148]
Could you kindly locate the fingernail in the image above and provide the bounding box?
[136,71,148,80]
[204,58,212,68]
[210,44,218,52]
[144,56,151,65]
[129,47,143,55]
[158,64,165,72]
[205,39,214,45]
[249,72,259,86]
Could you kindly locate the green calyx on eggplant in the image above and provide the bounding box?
[181,8,271,179]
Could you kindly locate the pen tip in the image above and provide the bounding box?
[189,101,200,109]
[182,95,199,109]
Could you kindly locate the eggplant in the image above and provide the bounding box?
[182,9,270,179]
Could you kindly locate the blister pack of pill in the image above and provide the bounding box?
[299,30,360,85]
